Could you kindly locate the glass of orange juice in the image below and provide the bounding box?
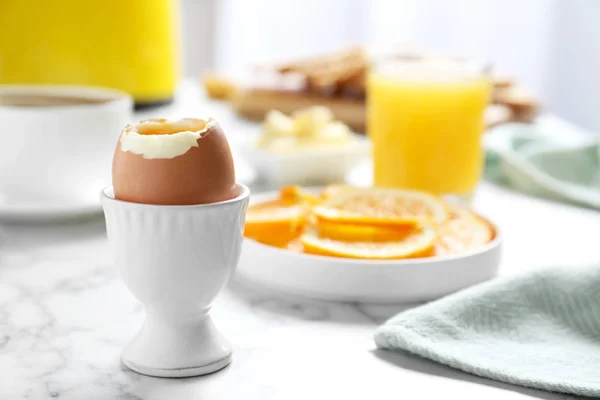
[368,58,492,202]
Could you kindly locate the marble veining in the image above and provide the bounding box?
[2,85,598,398]
[0,209,591,400]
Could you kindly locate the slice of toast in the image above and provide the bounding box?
[232,88,367,132]
[231,89,530,133]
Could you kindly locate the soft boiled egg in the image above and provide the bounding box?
[112,118,236,205]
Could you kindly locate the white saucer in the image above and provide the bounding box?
[0,159,256,222]
[236,190,502,303]
[0,184,105,221]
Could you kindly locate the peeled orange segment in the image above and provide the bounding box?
[435,206,494,256]
[244,200,306,248]
[300,225,436,259]
[313,187,448,227]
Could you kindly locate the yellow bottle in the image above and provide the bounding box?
[0,0,180,107]
[368,60,491,197]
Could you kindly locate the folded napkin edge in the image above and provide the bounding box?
[374,264,600,397]
[374,325,600,397]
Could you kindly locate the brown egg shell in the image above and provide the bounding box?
[112,121,237,205]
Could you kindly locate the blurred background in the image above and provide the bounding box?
[2,0,597,128]
[0,0,598,214]
[183,0,598,131]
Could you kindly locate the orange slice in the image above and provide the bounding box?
[313,187,448,227]
[280,185,320,206]
[244,199,306,248]
[320,184,355,200]
[285,238,305,253]
[316,220,415,242]
[435,205,494,256]
[300,225,436,259]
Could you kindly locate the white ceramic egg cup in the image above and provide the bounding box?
[101,184,250,378]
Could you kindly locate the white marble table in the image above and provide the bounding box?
[1,82,599,399]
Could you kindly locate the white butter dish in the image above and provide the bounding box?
[239,138,370,186]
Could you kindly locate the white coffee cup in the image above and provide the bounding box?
[0,85,133,211]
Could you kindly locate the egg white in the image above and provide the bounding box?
[119,118,217,159]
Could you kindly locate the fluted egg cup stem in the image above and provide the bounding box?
[101,184,250,378]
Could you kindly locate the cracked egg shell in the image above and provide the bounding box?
[112,118,236,205]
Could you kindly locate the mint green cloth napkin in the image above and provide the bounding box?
[375,265,600,397]
[484,123,600,208]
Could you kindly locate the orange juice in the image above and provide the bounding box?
[368,60,491,197]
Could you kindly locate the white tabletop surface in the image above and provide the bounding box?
[1,80,598,400]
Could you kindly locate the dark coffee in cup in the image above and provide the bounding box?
[0,93,111,107]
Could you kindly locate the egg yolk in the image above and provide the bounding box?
[135,118,209,135]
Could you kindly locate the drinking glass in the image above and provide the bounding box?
[368,58,492,203]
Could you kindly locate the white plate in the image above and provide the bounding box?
[236,190,502,303]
